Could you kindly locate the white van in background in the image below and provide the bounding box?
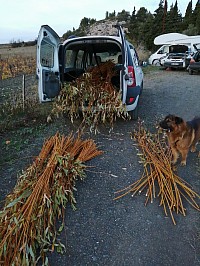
[149,44,191,66]
[148,44,177,65]
[148,33,200,66]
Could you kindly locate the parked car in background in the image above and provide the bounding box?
[149,44,190,66]
[159,52,191,69]
[188,44,200,75]
[37,24,144,120]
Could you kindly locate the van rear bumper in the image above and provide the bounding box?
[126,85,141,105]
[164,62,184,68]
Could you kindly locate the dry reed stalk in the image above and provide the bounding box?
[51,61,129,133]
[0,133,102,265]
[115,125,200,225]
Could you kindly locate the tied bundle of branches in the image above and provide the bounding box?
[51,61,129,133]
[0,133,103,265]
[115,125,200,225]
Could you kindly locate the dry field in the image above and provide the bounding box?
[0,44,36,59]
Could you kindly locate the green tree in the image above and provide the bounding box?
[117,9,130,21]
[152,0,165,36]
[193,0,200,33]
[167,1,183,32]
[107,11,116,18]
[128,7,154,49]
[90,18,96,25]
[62,30,73,40]
[128,6,138,41]
[162,0,168,32]
[196,11,200,34]
[183,1,193,29]
[141,13,155,50]
[79,17,96,29]
[80,17,90,28]
[182,23,198,35]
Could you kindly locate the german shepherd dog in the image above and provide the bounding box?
[159,114,200,165]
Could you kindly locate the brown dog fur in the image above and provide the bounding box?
[159,114,200,166]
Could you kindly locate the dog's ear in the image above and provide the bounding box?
[175,116,183,124]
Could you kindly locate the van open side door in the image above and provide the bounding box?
[37,25,61,102]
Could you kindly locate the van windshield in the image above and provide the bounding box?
[169,45,188,53]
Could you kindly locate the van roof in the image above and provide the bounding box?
[63,35,122,45]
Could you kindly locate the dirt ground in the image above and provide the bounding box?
[0,69,200,265]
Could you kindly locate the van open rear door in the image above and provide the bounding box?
[37,25,60,102]
[114,24,128,104]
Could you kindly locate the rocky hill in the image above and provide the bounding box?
[85,19,149,61]
[85,19,129,36]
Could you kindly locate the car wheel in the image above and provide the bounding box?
[152,60,160,66]
[189,68,193,75]
[129,105,139,120]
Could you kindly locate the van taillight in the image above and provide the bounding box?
[127,66,136,87]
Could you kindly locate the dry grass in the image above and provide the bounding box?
[0,45,36,59]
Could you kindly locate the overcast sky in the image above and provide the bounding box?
[0,0,190,44]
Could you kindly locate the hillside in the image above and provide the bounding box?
[85,19,128,36]
[85,19,150,61]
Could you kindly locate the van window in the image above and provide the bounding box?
[76,50,85,68]
[65,50,74,68]
[163,46,169,53]
[95,52,118,64]
[169,45,188,53]
[40,39,54,67]
[157,46,169,54]
[130,47,139,66]
[158,49,164,54]
[65,50,84,68]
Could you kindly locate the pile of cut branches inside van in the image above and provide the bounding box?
[51,61,129,132]
[0,132,102,265]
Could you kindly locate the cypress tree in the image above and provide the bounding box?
[167,1,183,32]
[153,0,165,36]
[183,0,193,28]
[193,0,200,33]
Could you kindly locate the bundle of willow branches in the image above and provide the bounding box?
[115,125,200,225]
[51,61,129,133]
[0,133,103,265]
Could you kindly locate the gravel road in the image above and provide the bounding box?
[0,69,200,266]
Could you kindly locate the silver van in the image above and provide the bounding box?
[37,24,144,119]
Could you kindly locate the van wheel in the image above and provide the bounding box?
[189,68,193,75]
[153,60,160,66]
[129,105,139,120]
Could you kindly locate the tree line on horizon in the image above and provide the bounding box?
[62,0,200,51]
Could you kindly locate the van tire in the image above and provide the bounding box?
[153,59,160,66]
[129,105,139,120]
[189,68,193,75]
